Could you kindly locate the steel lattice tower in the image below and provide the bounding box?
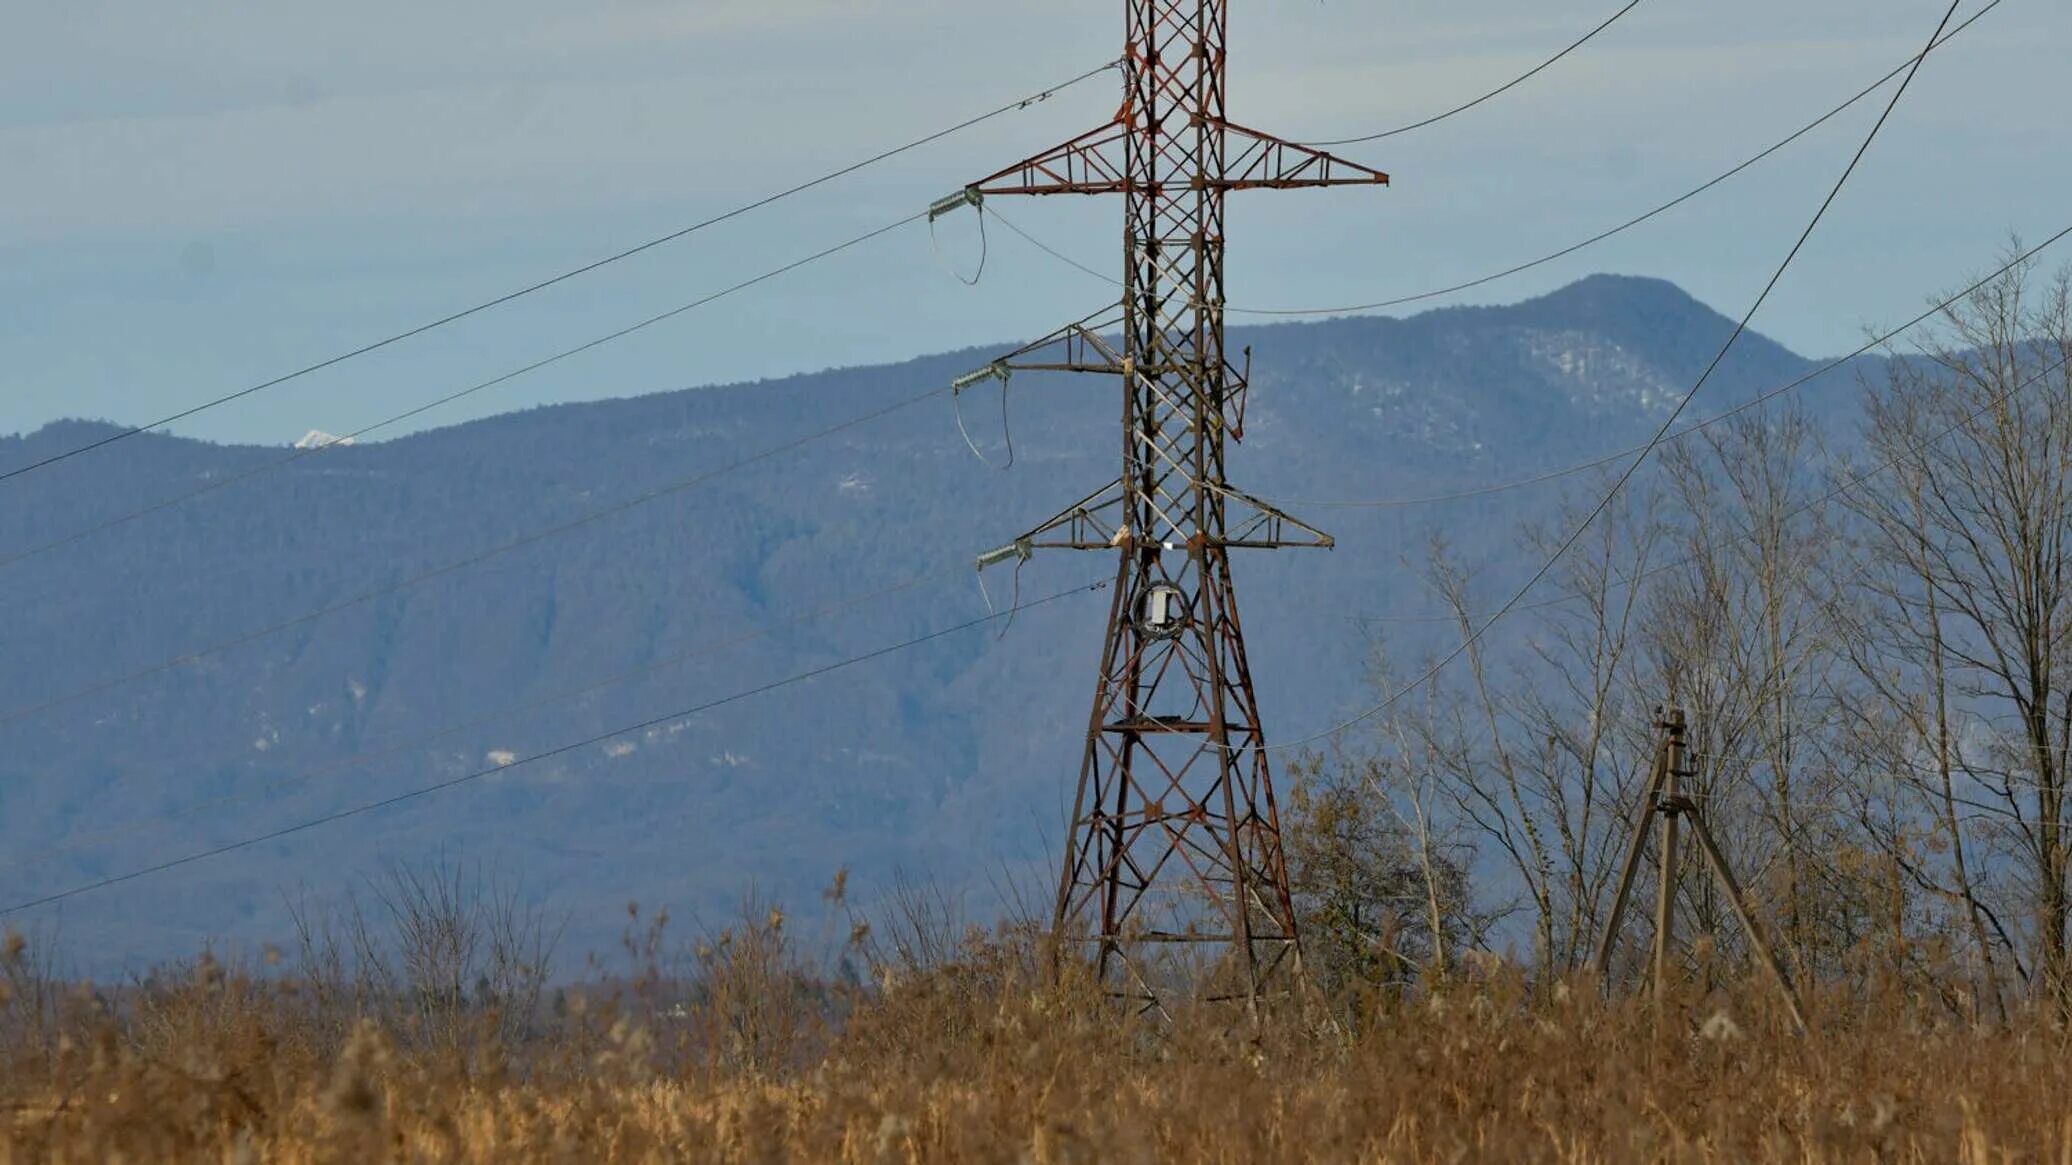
[952,2,1388,1013]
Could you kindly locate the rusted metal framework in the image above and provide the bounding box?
[960,1,1388,1013]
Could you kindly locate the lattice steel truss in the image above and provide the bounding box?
[963,1,1388,1015]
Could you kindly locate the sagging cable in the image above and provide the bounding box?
[951,360,1016,470]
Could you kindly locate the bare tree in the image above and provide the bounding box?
[286,854,561,1052]
[0,923,69,1071]
[1406,483,1663,974]
[1841,248,2072,1009]
[1646,406,1867,982]
[1834,428,2020,1018]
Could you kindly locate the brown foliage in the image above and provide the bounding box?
[3,918,2071,1163]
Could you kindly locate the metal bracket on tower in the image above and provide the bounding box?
[1206,483,1335,550]
[977,305,1131,379]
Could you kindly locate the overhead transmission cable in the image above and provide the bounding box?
[1260,0,1964,755]
[0,264,1180,732]
[0,212,928,576]
[1251,0,1996,316]
[1272,224,2072,510]
[0,9,2005,896]
[0,576,1109,918]
[966,229,2072,629]
[1304,0,1649,147]
[15,238,2057,900]
[0,377,950,732]
[1360,343,2072,630]
[1418,341,2072,801]
[47,247,1967,864]
[0,59,1120,489]
[0,563,970,876]
[989,0,1999,320]
[1695,709,2072,781]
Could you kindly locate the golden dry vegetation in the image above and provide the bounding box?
[4,915,2071,1165]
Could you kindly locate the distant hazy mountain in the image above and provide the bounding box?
[0,275,1872,970]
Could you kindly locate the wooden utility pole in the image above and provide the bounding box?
[1593,707,1808,1033]
[1650,712,1684,999]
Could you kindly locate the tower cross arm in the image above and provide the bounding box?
[971,120,1133,198]
[1216,120,1390,190]
[993,306,1130,376]
[967,116,1387,198]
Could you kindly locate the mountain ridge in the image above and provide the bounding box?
[0,274,1878,970]
[3,274,1825,456]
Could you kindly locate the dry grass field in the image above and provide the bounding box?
[4,916,2070,1165]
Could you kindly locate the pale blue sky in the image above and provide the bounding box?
[2,0,2062,446]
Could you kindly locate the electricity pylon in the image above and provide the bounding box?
[945,2,1389,1015]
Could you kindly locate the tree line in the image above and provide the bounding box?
[1286,248,2072,1019]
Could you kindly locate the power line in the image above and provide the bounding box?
[1351,271,2072,629]
[0,564,968,876]
[0,211,926,577]
[0,576,1109,918]
[979,227,2068,635]
[989,211,1121,287]
[0,60,1120,490]
[1271,225,2072,510]
[1702,718,2072,773]
[988,1,1999,320]
[1304,0,1649,147]
[1244,0,1995,317]
[0,378,949,732]
[42,286,1925,868]
[1261,0,1963,755]
[1456,346,2072,650]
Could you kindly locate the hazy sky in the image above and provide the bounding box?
[3,0,2063,446]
